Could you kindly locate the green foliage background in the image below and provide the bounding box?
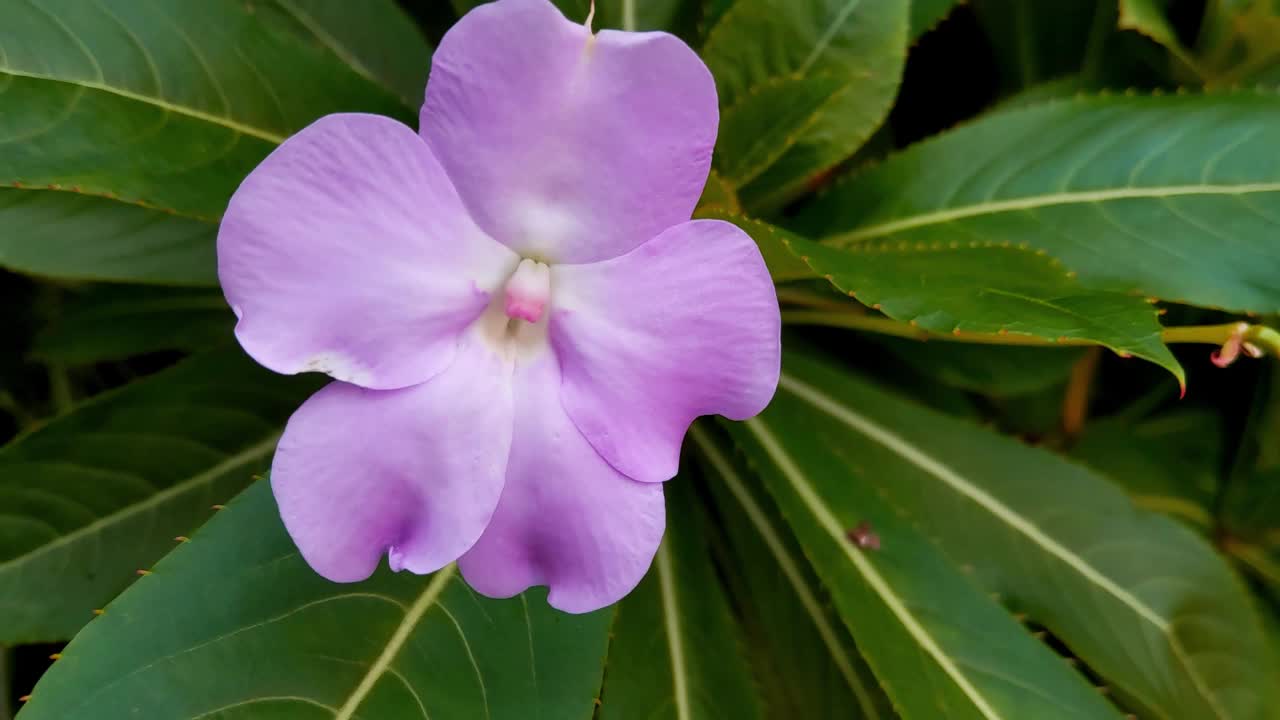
[2,0,1279,718]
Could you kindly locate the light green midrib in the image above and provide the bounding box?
[0,67,286,144]
[797,0,863,75]
[334,565,456,720]
[777,373,1233,720]
[827,182,1280,244]
[0,433,280,574]
[655,540,692,720]
[689,426,883,720]
[742,417,1004,720]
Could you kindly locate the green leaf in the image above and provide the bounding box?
[1191,0,1280,85]
[910,0,961,40]
[695,170,742,215]
[600,478,764,720]
[1072,410,1223,531]
[1225,466,1280,540]
[0,348,318,643]
[251,0,434,108]
[972,0,1110,90]
[766,349,1280,719]
[805,92,1280,315]
[724,367,1122,719]
[701,0,908,211]
[1120,0,1280,85]
[0,189,217,286]
[16,481,613,719]
[691,425,894,720]
[783,233,1184,383]
[32,285,232,365]
[1224,536,1280,609]
[1118,0,1197,69]
[0,0,411,283]
[593,0,693,31]
[875,341,1083,397]
[0,0,409,217]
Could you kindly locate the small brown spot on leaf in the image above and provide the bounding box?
[846,520,881,550]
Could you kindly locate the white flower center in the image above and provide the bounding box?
[503,258,551,323]
[472,257,552,361]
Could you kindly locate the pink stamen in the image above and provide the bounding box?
[504,258,551,323]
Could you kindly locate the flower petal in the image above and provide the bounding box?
[219,113,518,390]
[551,219,781,483]
[271,334,513,582]
[420,0,718,263]
[458,353,665,613]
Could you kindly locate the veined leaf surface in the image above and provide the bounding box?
[0,0,412,283]
[600,478,764,720]
[701,0,908,211]
[766,349,1280,719]
[724,369,1122,719]
[0,348,317,643]
[806,93,1280,314]
[16,481,613,719]
[692,425,894,720]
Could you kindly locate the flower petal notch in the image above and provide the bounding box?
[216,0,780,613]
[419,0,719,263]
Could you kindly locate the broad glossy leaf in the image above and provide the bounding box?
[1072,410,1223,531]
[910,0,961,40]
[16,481,612,719]
[992,75,1092,111]
[768,350,1280,719]
[33,286,232,365]
[701,0,908,211]
[600,478,764,720]
[691,426,894,720]
[0,348,317,643]
[784,233,1183,382]
[252,0,433,107]
[0,0,410,284]
[0,0,408,218]
[0,189,216,285]
[805,93,1280,315]
[724,372,1121,719]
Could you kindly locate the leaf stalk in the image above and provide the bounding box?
[782,311,1280,359]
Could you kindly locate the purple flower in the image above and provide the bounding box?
[216,0,780,613]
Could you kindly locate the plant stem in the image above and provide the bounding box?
[1061,347,1102,441]
[782,311,1280,357]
